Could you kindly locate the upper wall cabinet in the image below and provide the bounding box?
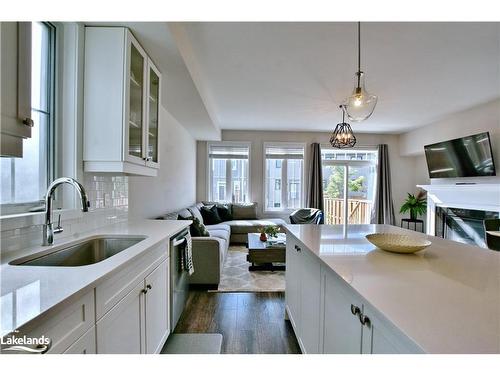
[83,27,161,176]
[0,22,32,157]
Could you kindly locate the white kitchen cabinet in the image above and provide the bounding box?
[18,290,95,354]
[320,265,421,354]
[322,268,364,354]
[96,280,146,354]
[285,237,301,331]
[145,260,170,353]
[0,22,32,157]
[361,303,422,354]
[96,259,170,354]
[145,59,161,168]
[299,247,322,353]
[286,233,422,355]
[83,26,162,176]
[63,327,96,354]
[285,236,321,354]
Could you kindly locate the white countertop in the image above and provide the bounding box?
[285,224,500,354]
[0,219,190,337]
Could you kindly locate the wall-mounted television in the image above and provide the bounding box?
[424,132,496,178]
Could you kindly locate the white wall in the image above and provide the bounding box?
[197,130,417,223]
[399,98,500,185]
[129,106,197,219]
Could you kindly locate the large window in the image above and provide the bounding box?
[208,142,250,203]
[0,22,55,214]
[321,148,378,224]
[264,143,304,211]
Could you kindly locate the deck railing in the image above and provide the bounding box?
[323,198,373,224]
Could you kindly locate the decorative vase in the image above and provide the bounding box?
[410,210,417,221]
[260,233,267,242]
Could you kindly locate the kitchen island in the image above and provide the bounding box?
[285,224,500,354]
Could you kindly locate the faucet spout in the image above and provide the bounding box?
[42,177,89,246]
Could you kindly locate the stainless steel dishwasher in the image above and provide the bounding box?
[170,228,190,330]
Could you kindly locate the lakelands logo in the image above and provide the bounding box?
[1,331,51,353]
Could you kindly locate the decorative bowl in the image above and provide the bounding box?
[365,233,431,254]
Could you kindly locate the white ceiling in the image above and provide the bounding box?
[85,22,220,140]
[172,22,500,134]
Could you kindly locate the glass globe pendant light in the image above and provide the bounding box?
[330,105,356,148]
[344,22,378,122]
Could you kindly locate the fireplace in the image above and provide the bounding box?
[435,206,499,248]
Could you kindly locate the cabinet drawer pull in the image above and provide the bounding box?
[22,117,34,127]
[359,313,371,327]
[350,304,361,316]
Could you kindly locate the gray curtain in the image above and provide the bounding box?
[306,143,324,223]
[370,144,396,225]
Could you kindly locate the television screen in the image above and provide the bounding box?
[424,132,496,178]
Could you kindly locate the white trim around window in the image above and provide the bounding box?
[263,142,306,213]
[206,141,252,203]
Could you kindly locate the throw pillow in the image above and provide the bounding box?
[200,205,222,225]
[232,202,258,220]
[177,208,193,220]
[216,204,233,222]
[188,216,210,237]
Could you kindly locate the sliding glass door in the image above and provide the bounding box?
[322,148,378,225]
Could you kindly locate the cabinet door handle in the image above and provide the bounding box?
[22,117,34,127]
[359,313,371,327]
[142,288,148,294]
[146,284,152,290]
[350,304,361,316]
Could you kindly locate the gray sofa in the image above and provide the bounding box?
[158,202,286,287]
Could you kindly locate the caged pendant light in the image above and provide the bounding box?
[344,22,378,122]
[330,105,356,148]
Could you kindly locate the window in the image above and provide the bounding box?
[321,147,378,225]
[208,142,250,203]
[264,143,304,211]
[0,22,55,214]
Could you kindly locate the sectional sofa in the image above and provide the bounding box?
[158,202,286,287]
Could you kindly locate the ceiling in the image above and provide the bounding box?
[171,22,500,134]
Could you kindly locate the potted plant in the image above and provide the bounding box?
[259,225,280,242]
[400,191,427,220]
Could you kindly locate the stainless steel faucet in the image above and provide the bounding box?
[42,177,89,246]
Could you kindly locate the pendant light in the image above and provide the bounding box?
[344,22,378,122]
[330,105,356,148]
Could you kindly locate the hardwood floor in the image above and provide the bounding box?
[174,291,301,354]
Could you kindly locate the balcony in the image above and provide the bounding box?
[323,198,373,224]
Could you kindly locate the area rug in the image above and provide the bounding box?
[212,246,285,292]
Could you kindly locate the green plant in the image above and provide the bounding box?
[260,225,280,238]
[400,191,427,219]
[325,166,365,199]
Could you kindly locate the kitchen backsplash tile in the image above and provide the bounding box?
[0,174,129,254]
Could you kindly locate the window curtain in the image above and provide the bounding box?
[370,144,396,225]
[306,143,324,223]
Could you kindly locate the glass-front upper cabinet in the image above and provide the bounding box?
[83,27,161,176]
[146,61,161,168]
[127,38,146,163]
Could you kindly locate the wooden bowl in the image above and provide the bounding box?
[365,233,431,254]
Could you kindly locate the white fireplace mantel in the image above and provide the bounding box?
[417,183,500,235]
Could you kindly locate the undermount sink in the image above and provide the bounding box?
[11,236,146,267]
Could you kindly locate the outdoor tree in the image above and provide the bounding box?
[324,166,365,199]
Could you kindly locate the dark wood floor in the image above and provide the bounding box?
[174,291,301,354]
